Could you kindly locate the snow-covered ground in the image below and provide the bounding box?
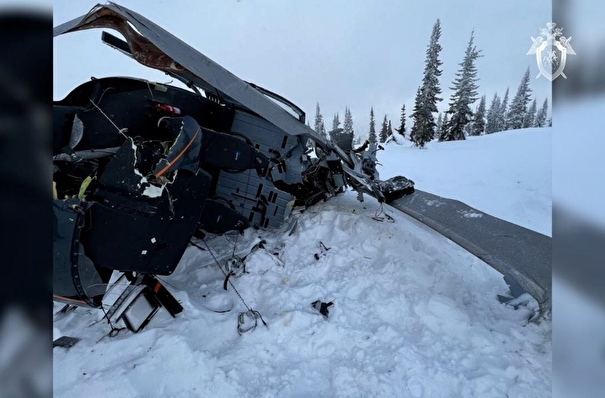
[380,128,552,237]
[53,129,552,397]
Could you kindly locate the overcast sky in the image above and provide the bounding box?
[53,0,552,138]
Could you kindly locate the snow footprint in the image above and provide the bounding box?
[315,340,337,357]
[406,376,425,397]
[408,235,438,257]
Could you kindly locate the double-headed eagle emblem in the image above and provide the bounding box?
[527,22,575,81]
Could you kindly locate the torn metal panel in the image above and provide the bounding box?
[98,137,145,196]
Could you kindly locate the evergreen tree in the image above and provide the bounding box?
[506,67,533,130]
[387,120,394,140]
[332,113,341,131]
[435,112,443,138]
[409,87,425,146]
[471,95,487,136]
[498,88,509,131]
[343,107,357,143]
[441,113,449,136]
[314,102,326,138]
[523,98,537,128]
[485,93,500,134]
[396,104,407,137]
[547,117,552,127]
[343,107,353,134]
[410,19,443,148]
[368,107,377,143]
[534,98,549,127]
[440,31,482,141]
[379,115,389,143]
[485,93,501,134]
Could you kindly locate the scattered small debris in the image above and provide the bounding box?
[237,310,266,335]
[53,336,81,349]
[314,241,331,260]
[54,304,77,318]
[372,203,394,223]
[311,300,334,318]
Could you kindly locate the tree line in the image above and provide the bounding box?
[313,19,551,149]
[312,103,400,146]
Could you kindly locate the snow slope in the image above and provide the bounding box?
[379,128,552,236]
[53,129,552,397]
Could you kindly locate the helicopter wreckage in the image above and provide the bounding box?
[53,3,414,336]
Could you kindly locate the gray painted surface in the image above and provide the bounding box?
[390,190,551,315]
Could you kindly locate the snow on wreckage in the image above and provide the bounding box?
[52,2,414,338]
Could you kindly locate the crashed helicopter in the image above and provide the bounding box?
[53,2,414,333]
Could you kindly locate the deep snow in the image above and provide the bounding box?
[380,128,551,237]
[53,128,552,397]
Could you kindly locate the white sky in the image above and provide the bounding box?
[53,0,552,137]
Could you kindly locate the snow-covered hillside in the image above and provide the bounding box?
[53,129,552,397]
[380,128,551,237]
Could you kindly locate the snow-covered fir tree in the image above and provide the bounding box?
[396,104,406,138]
[410,19,443,148]
[534,98,548,127]
[343,107,358,144]
[441,113,449,136]
[523,98,537,128]
[435,112,443,137]
[440,31,482,141]
[410,87,425,146]
[368,107,377,143]
[332,113,340,131]
[506,68,533,130]
[498,88,509,131]
[485,93,501,134]
[314,102,326,138]
[343,107,353,134]
[379,115,389,143]
[470,95,487,136]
